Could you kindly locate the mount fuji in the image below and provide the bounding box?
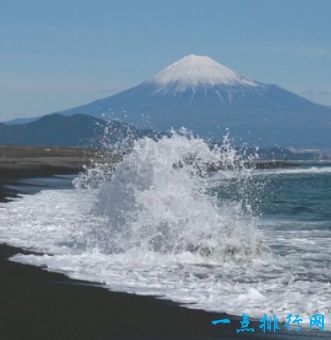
[26,55,331,147]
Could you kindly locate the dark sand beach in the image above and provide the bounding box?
[0,243,263,340]
[0,147,328,340]
[2,241,319,340]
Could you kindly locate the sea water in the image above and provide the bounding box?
[0,132,330,330]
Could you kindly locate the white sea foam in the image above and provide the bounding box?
[0,133,330,330]
[254,166,331,176]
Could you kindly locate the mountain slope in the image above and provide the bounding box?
[7,55,331,147]
[56,55,331,147]
[0,114,150,147]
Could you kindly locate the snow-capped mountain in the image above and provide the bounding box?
[54,55,331,147]
[151,55,258,92]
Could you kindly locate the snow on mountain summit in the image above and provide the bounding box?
[151,55,258,91]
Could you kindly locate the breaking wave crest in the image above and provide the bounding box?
[74,131,263,260]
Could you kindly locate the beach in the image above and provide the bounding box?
[1,243,235,340]
[0,172,260,340]
[0,154,243,340]
[1,229,317,340]
[0,145,329,340]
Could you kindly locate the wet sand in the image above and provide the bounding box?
[0,148,327,339]
[0,244,242,340]
[0,145,108,179]
[0,145,119,202]
[0,145,91,202]
[2,241,311,340]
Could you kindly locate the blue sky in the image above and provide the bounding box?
[1,0,330,121]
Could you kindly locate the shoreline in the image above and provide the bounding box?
[0,158,329,339]
[2,242,328,339]
[0,243,256,339]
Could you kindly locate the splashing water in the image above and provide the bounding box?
[78,131,262,259]
[0,131,330,329]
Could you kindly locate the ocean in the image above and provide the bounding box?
[0,133,330,334]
